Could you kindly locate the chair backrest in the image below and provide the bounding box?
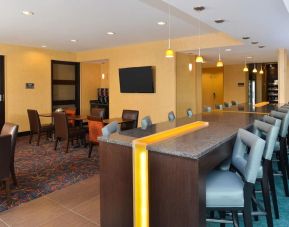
[91,107,105,120]
[27,109,41,132]
[277,107,289,113]
[64,107,76,127]
[87,116,104,143]
[141,116,152,130]
[53,112,69,140]
[0,134,11,179]
[203,106,212,112]
[122,110,139,129]
[186,108,193,118]
[231,128,265,184]
[1,122,19,164]
[102,121,118,137]
[224,102,232,108]
[215,104,223,110]
[168,111,175,121]
[270,110,289,138]
[231,100,238,106]
[253,119,280,160]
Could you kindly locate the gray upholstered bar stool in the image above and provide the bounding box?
[141,116,152,130]
[206,128,265,227]
[270,110,289,196]
[215,104,223,110]
[102,121,118,138]
[224,102,232,108]
[186,108,193,118]
[231,100,239,106]
[168,111,175,121]
[203,106,212,112]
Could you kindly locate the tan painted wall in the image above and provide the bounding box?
[202,67,224,107]
[223,64,248,104]
[0,44,76,132]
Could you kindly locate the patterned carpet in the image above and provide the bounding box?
[0,136,99,212]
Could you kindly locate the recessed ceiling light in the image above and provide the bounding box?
[193,6,205,11]
[41,45,47,48]
[106,32,115,35]
[70,39,78,42]
[258,45,265,48]
[246,56,253,59]
[225,48,232,52]
[214,19,225,24]
[157,21,166,26]
[22,10,34,16]
[251,41,259,45]
[242,36,250,40]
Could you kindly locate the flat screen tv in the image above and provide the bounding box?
[119,66,155,93]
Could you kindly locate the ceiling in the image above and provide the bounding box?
[0,0,288,65]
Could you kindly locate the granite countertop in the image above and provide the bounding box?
[98,112,265,160]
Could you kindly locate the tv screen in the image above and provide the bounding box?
[119,66,155,93]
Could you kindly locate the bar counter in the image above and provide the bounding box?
[98,111,267,227]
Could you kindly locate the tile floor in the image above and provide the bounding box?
[0,175,100,227]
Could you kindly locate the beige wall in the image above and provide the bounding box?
[223,64,248,103]
[0,43,76,132]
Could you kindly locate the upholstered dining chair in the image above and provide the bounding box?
[102,121,118,138]
[64,107,76,127]
[186,108,193,118]
[141,116,152,130]
[206,128,265,227]
[90,107,105,120]
[27,109,54,145]
[168,111,175,121]
[87,115,104,158]
[0,134,12,197]
[121,110,139,131]
[53,112,86,153]
[1,123,19,186]
[224,102,232,108]
[215,104,223,110]
[203,106,212,113]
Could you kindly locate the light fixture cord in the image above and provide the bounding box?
[218,48,221,61]
[168,5,171,49]
[198,13,201,55]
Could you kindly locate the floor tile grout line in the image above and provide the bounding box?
[0,217,11,227]
[45,196,100,225]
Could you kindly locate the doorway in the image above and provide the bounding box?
[0,56,5,128]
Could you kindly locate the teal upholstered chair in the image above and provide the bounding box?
[215,104,223,110]
[224,102,232,108]
[186,108,193,118]
[102,121,118,138]
[203,106,212,113]
[168,111,175,121]
[141,116,152,130]
[206,128,265,227]
[231,100,238,106]
[270,110,289,195]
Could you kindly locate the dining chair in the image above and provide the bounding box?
[186,108,193,118]
[215,104,223,110]
[1,123,19,186]
[203,106,212,113]
[141,116,152,130]
[90,107,105,120]
[231,100,238,106]
[0,134,12,197]
[121,110,139,131]
[87,115,104,158]
[102,121,118,137]
[168,111,175,121]
[27,109,54,145]
[206,128,265,227]
[53,112,86,153]
[224,102,232,108]
[64,107,76,127]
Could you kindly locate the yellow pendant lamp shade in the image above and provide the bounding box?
[165,48,174,58]
[252,64,257,73]
[243,66,249,72]
[196,55,204,63]
[216,60,223,67]
[259,65,264,74]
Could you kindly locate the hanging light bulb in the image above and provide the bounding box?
[243,58,248,72]
[216,48,223,67]
[195,10,204,63]
[252,64,257,73]
[188,63,193,72]
[165,6,174,58]
[259,65,264,74]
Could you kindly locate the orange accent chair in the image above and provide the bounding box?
[87,115,104,158]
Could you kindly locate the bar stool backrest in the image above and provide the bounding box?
[102,121,118,138]
[270,110,289,138]
[186,108,193,118]
[141,116,152,130]
[168,111,175,121]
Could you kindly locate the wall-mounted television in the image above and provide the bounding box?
[119,66,155,93]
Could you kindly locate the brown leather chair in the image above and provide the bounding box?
[1,123,19,186]
[53,112,86,153]
[121,110,139,131]
[64,107,76,127]
[90,108,105,120]
[27,109,54,145]
[87,115,104,158]
[0,134,12,197]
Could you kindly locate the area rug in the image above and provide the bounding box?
[0,136,99,212]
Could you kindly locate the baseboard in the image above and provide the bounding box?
[18,131,30,137]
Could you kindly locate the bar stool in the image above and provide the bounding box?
[206,129,265,227]
[215,104,223,110]
[186,108,193,118]
[168,111,175,121]
[231,100,239,106]
[224,102,232,108]
[141,116,152,130]
[102,121,118,138]
[203,106,212,112]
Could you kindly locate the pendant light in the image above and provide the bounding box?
[195,8,204,63]
[165,5,174,58]
[259,64,264,74]
[243,58,248,72]
[216,48,223,67]
[252,64,257,73]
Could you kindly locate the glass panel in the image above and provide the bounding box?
[53,64,75,80]
[53,85,75,100]
[53,104,76,111]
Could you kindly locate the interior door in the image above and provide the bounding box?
[0,56,5,128]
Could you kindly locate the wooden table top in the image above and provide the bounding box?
[39,113,87,121]
[103,118,134,124]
